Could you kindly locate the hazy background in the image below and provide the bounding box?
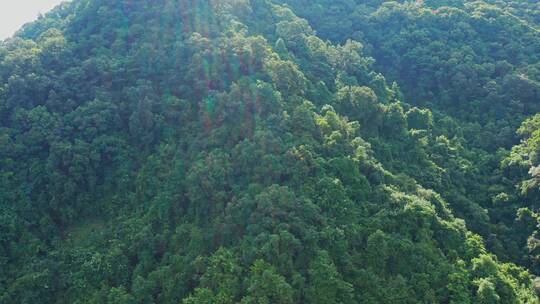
[0,1,66,39]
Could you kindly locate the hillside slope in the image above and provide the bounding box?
[0,0,539,303]
[279,0,540,273]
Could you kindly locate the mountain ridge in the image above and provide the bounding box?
[1,0,539,303]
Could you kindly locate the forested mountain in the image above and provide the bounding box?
[0,0,539,303]
[281,0,540,274]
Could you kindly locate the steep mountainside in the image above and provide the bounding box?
[0,0,539,303]
[281,0,540,272]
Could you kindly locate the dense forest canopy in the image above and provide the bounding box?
[0,0,539,303]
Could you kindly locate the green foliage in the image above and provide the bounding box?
[0,0,539,303]
[305,251,354,304]
[240,260,294,304]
